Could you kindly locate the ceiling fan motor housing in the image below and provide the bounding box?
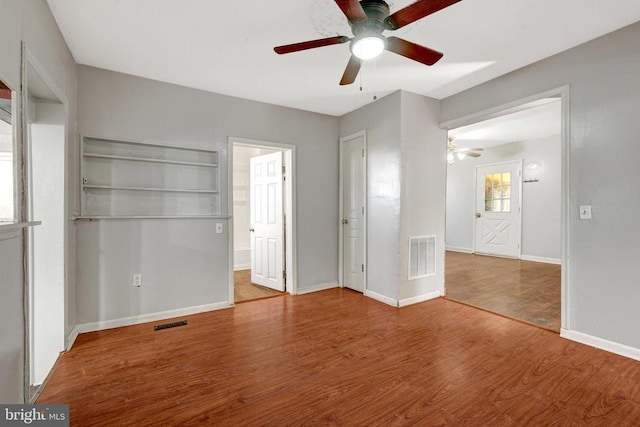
[350,0,390,35]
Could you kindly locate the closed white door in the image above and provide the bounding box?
[250,152,284,291]
[341,134,365,292]
[475,161,522,258]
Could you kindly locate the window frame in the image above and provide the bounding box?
[0,79,23,232]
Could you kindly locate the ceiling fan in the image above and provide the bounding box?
[447,136,483,164]
[274,0,462,85]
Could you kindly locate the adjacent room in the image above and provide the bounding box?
[2,0,640,424]
[445,98,562,331]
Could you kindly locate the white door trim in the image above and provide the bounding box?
[228,137,297,302]
[473,159,523,258]
[440,85,571,332]
[338,130,367,292]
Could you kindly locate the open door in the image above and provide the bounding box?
[475,161,522,258]
[250,151,284,291]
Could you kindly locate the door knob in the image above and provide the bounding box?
[342,219,348,225]
[475,213,482,218]
[249,228,255,232]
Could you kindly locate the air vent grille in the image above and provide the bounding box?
[409,235,436,280]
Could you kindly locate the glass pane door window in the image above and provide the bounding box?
[484,172,511,212]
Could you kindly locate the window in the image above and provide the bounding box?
[0,80,14,222]
[484,172,511,212]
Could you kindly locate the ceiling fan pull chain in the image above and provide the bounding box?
[373,59,378,100]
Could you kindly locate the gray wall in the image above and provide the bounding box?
[441,21,640,349]
[398,92,447,301]
[0,0,77,403]
[446,136,562,261]
[339,91,446,303]
[76,66,339,324]
[340,92,402,300]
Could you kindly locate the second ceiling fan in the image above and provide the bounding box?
[274,0,462,85]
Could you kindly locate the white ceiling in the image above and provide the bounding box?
[47,0,640,116]
[449,98,562,149]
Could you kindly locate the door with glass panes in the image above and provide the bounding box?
[475,161,522,257]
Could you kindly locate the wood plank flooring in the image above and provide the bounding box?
[445,251,561,331]
[38,289,640,425]
[234,269,284,303]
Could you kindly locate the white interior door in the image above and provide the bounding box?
[250,152,284,291]
[475,161,522,257]
[341,134,365,292]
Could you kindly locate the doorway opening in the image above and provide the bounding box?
[23,54,67,401]
[443,92,566,332]
[229,138,295,303]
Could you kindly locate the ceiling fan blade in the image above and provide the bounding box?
[458,147,484,152]
[386,37,443,66]
[0,82,10,100]
[340,55,361,86]
[335,0,367,22]
[274,36,349,55]
[466,152,482,158]
[385,0,462,30]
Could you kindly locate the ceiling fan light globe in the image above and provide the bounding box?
[351,34,385,60]
[456,152,466,160]
[447,153,455,164]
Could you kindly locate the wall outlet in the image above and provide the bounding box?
[133,273,142,287]
[579,205,592,220]
[216,223,223,234]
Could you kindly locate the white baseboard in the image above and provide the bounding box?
[365,289,399,307]
[560,329,640,361]
[70,302,233,348]
[398,290,442,308]
[234,248,251,271]
[66,326,80,351]
[445,246,473,253]
[520,255,561,265]
[295,281,338,295]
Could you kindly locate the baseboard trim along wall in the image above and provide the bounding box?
[445,246,473,253]
[398,291,442,308]
[520,255,561,265]
[67,302,233,350]
[296,282,338,295]
[561,329,640,362]
[364,289,398,307]
[234,249,251,271]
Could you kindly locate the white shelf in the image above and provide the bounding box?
[83,185,219,194]
[80,135,220,217]
[75,216,228,220]
[83,153,218,168]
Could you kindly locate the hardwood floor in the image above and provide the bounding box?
[38,289,640,425]
[445,251,561,331]
[234,269,284,303]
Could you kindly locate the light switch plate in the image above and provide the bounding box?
[579,205,592,220]
[216,223,223,233]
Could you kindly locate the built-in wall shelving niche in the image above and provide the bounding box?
[80,136,220,218]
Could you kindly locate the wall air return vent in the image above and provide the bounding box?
[408,235,436,280]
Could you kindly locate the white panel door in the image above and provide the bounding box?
[475,161,522,258]
[250,152,284,291]
[342,135,365,292]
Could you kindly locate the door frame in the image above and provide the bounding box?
[338,130,367,291]
[228,137,296,302]
[473,159,523,258]
[21,45,69,402]
[441,85,571,332]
